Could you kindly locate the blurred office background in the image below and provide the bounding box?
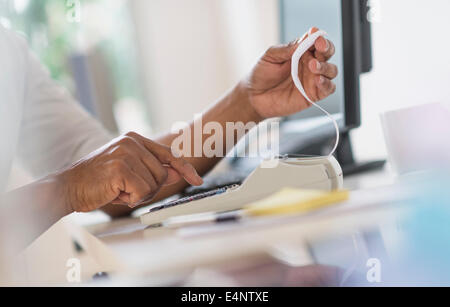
[2,0,450,187]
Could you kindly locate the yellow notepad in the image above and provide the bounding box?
[245,188,350,217]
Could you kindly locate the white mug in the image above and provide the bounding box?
[380,103,450,175]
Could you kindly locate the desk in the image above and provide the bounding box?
[20,165,401,285]
[343,165,396,190]
[76,166,403,283]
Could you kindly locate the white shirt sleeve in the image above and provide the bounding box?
[16,38,113,178]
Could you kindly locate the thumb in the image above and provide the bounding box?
[264,41,300,64]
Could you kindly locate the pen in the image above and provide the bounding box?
[163,190,349,229]
[164,210,246,229]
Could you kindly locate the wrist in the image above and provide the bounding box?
[233,81,265,124]
[49,172,75,217]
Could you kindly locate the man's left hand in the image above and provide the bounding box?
[243,27,338,119]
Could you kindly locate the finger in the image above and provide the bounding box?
[134,136,203,186]
[314,38,335,62]
[125,156,160,198]
[134,141,170,186]
[303,27,319,51]
[121,175,151,206]
[111,161,152,206]
[165,167,182,186]
[119,134,169,188]
[316,76,337,100]
[308,59,338,79]
[308,27,319,39]
[166,156,203,187]
[125,132,202,185]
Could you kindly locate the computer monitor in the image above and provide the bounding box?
[278,0,385,175]
[281,0,346,129]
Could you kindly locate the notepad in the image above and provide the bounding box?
[244,188,350,217]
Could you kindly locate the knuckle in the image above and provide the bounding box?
[109,160,127,173]
[116,139,139,155]
[125,131,139,139]
[333,65,339,76]
[326,81,333,91]
[148,177,158,190]
[332,85,337,94]
[137,185,152,200]
[120,136,136,147]
[161,143,172,152]
[330,41,336,51]
[116,146,130,156]
[162,148,176,162]
[330,83,337,94]
[155,168,169,185]
[172,156,186,169]
[264,46,276,56]
[144,173,157,188]
[328,42,336,56]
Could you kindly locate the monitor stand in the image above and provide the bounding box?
[335,132,386,176]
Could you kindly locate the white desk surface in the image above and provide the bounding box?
[69,165,404,281]
[16,164,405,285]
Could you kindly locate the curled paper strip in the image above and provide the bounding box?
[291,30,340,157]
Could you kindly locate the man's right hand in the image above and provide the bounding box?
[56,132,203,213]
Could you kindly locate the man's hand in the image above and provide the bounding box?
[244,27,338,119]
[56,132,203,213]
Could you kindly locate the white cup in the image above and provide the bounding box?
[380,103,450,175]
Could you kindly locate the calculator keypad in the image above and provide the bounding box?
[148,185,239,213]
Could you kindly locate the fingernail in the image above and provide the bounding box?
[193,176,203,186]
[325,39,330,51]
[195,172,204,185]
[319,76,325,84]
[189,165,203,185]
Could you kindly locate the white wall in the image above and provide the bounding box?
[128,0,279,133]
[129,0,450,161]
[354,0,450,160]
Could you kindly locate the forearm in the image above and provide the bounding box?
[0,175,71,252]
[101,83,263,218]
[159,82,263,174]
